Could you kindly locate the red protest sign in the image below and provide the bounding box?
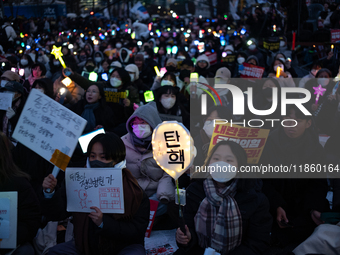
[145,199,159,238]
[331,29,340,43]
[205,52,217,65]
[240,62,264,79]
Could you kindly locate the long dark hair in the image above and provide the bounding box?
[155,85,180,115]
[87,133,126,163]
[85,84,107,108]
[0,132,30,184]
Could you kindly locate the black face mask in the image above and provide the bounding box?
[166,66,177,73]
[89,160,114,168]
[86,65,95,72]
[262,88,273,98]
[179,69,191,81]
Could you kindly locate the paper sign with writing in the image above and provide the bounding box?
[221,54,236,63]
[104,88,127,103]
[145,199,159,238]
[12,89,87,170]
[0,93,13,111]
[331,29,340,43]
[0,192,17,249]
[65,168,124,214]
[240,62,265,79]
[208,123,270,164]
[205,52,217,65]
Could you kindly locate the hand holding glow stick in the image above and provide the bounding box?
[154,66,161,77]
[276,67,282,78]
[51,45,66,68]
[313,84,327,105]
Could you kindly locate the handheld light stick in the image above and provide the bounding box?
[313,84,327,104]
[276,67,281,78]
[51,45,66,68]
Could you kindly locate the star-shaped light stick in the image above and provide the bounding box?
[51,45,66,68]
[313,84,327,105]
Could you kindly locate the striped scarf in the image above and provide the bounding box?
[194,179,242,254]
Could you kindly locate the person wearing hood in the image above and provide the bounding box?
[260,105,328,248]
[299,64,322,88]
[0,80,26,143]
[23,62,47,95]
[122,102,175,216]
[93,51,106,73]
[218,45,236,77]
[118,47,133,67]
[41,133,150,255]
[195,54,213,78]
[134,53,155,89]
[84,43,94,57]
[244,38,265,68]
[233,51,248,78]
[125,63,147,105]
[176,141,272,254]
[76,49,88,72]
[274,53,297,78]
[83,58,98,73]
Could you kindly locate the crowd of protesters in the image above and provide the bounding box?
[1,0,340,254]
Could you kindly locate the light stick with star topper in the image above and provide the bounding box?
[313,84,327,105]
[51,45,66,68]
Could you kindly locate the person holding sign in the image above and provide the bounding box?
[122,102,175,217]
[41,133,150,255]
[176,141,272,254]
[23,62,47,95]
[267,59,295,87]
[0,132,41,255]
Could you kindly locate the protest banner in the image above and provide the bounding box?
[12,89,87,171]
[0,93,12,111]
[221,53,236,63]
[208,123,270,164]
[104,88,128,103]
[0,192,17,249]
[331,29,340,43]
[205,52,217,65]
[65,168,124,214]
[145,199,159,238]
[240,62,265,79]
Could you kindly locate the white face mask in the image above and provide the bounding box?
[161,97,176,109]
[317,77,329,87]
[209,161,237,183]
[95,57,102,63]
[161,80,174,86]
[132,124,152,139]
[116,43,122,48]
[1,80,8,87]
[237,57,245,64]
[249,44,256,50]
[129,74,135,82]
[110,77,122,87]
[203,120,215,138]
[279,41,285,47]
[20,59,28,66]
[274,64,284,72]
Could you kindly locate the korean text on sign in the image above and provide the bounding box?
[164,131,185,169]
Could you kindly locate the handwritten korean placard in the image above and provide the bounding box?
[0,192,18,249]
[12,89,87,170]
[0,93,13,111]
[65,168,124,214]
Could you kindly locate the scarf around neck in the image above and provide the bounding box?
[81,102,99,134]
[194,178,242,254]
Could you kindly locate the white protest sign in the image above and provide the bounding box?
[12,89,87,171]
[0,93,13,111]
[0,192,17,249]
[65,168,124,214]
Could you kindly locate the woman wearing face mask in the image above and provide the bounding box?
[125,63,148,104]
[176,141,272,254]
[77,49,88,71]
[193,106,232,169]
[304,68,335,114]
[122,102,175,217]
[41,133,150,255]
[275,53,298,78]
[268,59,295,87]
[18,54,34,79]
[233,52,248,78]
[195,54,212,78]
[23,62,47,94]
[93,51,105,72]
[63,67,136,136]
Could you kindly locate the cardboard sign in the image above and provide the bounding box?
[0,192,17,249]
[12,89,87,170]
[331,29,340,43]
[205,52,217,65]
[208,124,270,164]
[263,40,280,52]
[240,62,265,79]
[104,88,128,103]
[145,199,159,238]
[0,93,13,111]
[65,168,124,214]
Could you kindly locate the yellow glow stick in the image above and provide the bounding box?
[276,67,281,78]
[51,45,66,69]
[154,66,161,77]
